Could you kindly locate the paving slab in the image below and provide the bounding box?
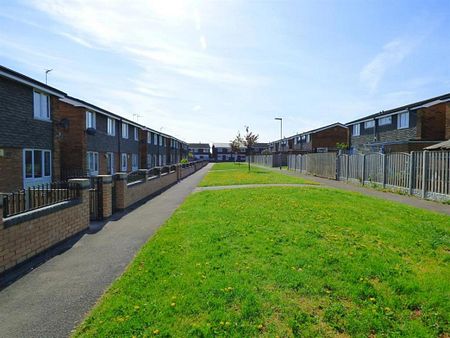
[0,164,212,338]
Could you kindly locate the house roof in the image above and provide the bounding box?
[271,122,347,143]
[212,143,231,148]
[188,143,210,148]
[424,139,450,150]
[0,64,66,97]
[346,92,450,125]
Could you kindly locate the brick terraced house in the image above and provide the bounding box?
[53,96,143,177]
[0,65,190,192]
[347,93,450,153]
[188,143,210,161]
[0,65,66,192]
[212,143,246,162]
[270,123,348,155]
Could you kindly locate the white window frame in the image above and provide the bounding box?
[378,116,392,126]
[106,152,115,175]
[306,134,311,143]
[131,153,139,171]
[397,112,409,129]
[352,124,360,136]
[87,151,99,176]
[86,111,96,129]
[364,120,375,129]
[154,134,158,145]
[134,127,139,141]
[159,135,163,146]
[33,91,50,121]
[23,149,52,181]
[107,118,116,136]
[147,132,151,144]
[121,153,128,172]
[122,122,129,139]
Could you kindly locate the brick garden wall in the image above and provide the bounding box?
[0,179,90,273]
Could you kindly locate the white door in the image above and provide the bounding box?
[23,149,52,189]
[106,152,114,175]
[121,153,128,172]
[87,152,99,176]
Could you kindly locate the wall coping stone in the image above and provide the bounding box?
[114,173,128,181]
[3,199,81,228]
[96,175,113,184]
[68,178,90,190]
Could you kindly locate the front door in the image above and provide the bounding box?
[23,149,52,189]
[106,152,114,175]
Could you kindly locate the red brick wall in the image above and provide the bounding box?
[52,99,87,176]
[417,103,446,141]
[0,148,22,193]
[311,126,349,151]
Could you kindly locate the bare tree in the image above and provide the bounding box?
[243,126,259,171]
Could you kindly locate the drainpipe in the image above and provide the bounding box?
[118,118,122,171]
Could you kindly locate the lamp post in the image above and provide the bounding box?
[45,69,53,84]
[274,117,283,169]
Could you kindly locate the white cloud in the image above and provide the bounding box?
[200,35,207,50]
[360,38,417,93]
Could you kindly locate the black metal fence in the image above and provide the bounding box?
[2,182,80,218]
[127,171,146,184]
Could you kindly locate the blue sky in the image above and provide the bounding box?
[1,0,449,143]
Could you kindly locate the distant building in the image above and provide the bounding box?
[188,143,210,161]
[212,143,246,162]
[270,123,348,154]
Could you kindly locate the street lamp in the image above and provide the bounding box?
[274,117,283,169]
[45,69,53,84]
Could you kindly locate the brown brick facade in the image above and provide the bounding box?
[416,103,446,140]
[0,148,22,193]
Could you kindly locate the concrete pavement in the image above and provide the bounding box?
[0,164,212,338]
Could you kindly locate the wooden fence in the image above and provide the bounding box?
[284,151,450,201]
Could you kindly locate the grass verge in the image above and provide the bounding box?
[200,163,315,186]
[74,187,449,337]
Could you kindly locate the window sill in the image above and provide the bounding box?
[34,117,51,123]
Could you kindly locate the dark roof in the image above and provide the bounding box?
[346,93,450,125]
[188,143,210,148]
[0,64,66,97]
[254,143,269,147]
[272,122,347,143]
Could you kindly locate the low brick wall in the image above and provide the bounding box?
[114,161,207,210]
[0,179,90,274]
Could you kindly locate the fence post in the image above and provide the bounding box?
[361,154,366,185]
[382,153,387,188]
[346,155,350,181]
[139,169,149,182]
[408,152,415,195]
[335,154,340,180]
[421,151,428,199]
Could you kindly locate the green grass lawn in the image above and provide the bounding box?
[75,187,449,337]
[200,162,315,186]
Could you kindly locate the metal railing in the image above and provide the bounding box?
[2,182,81,218]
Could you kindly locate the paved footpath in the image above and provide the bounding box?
[0,164,212,338]
[270,167,450,216]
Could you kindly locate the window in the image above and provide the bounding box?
[352,124,360,136]
[87,152,99,176]
[147,132,151,144]
[306,134,311,143]
[159,135,163,146]
[134,127,139,141]
[132,154,138,171]
[86,111,96,129]
[147,155,152,168]
[397,112,409,129]
[122,122,128,139]
[154,134,158,145]
[106,152,114,175]
[378,116,392,126]
[33,91,50,120]
[24,149,52,180]
[121,153,128,171]
[107,118,116,136]
[364,120,375,129]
